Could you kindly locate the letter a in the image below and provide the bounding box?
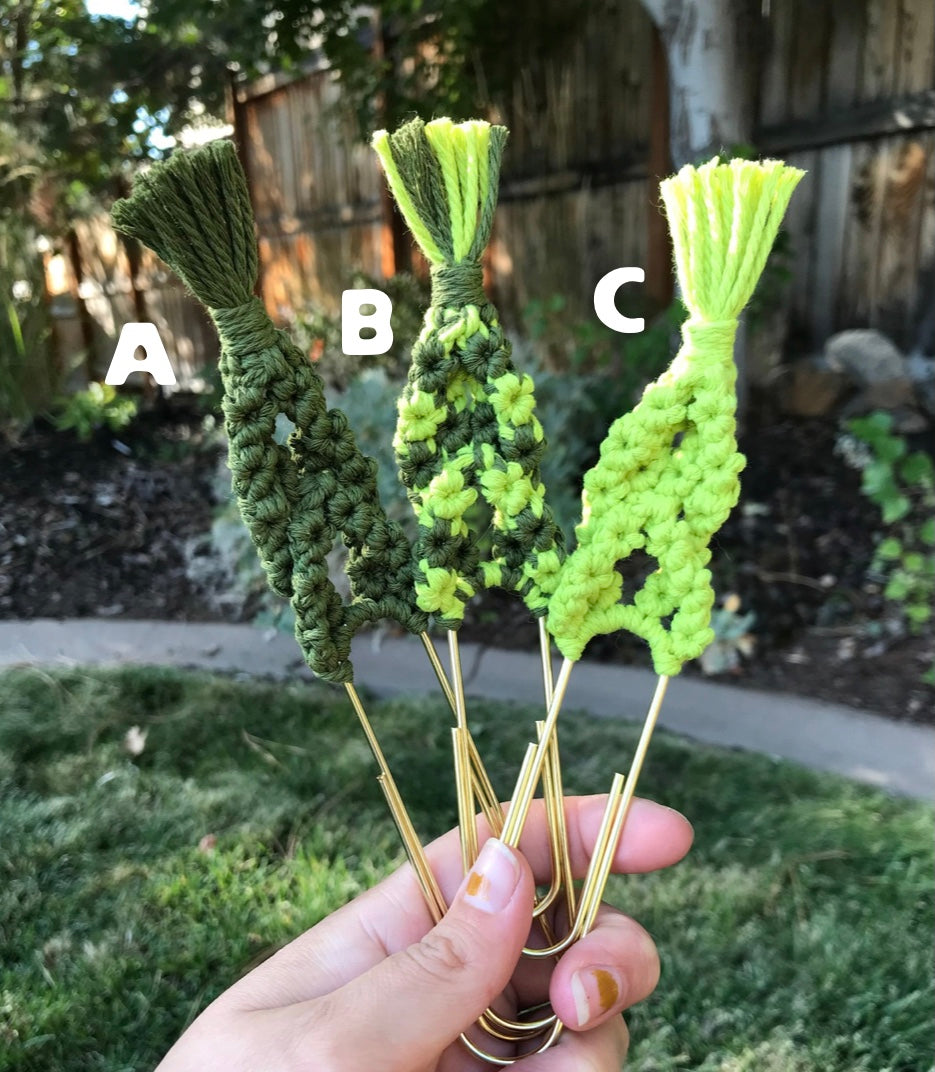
[342,289,393,356]
[105,323,177,386]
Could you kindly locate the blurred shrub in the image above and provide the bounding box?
[52,381,138,441]
[513,300,683,534]
[335,369,415,530]
[521,293,682,425]
[290,271,429,389]
[840,412,934,637]
[699,593,756,676]
[0,218,57,441]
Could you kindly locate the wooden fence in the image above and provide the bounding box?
[235,0,935,356]
[756,0,935,352]
[235,0,665,336]
[45,214,217,394]
[47,0,935,391]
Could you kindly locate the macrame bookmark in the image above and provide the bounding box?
[112,140,428,683]
[375,120,574,1057]
[509,157,806,961]
[111,137,452,930]
[112,134,805,1067]
[373,118,567,628]
[547,158,805,676]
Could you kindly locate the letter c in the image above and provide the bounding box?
[593,268,645,334]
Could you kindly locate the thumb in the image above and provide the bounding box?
[314,838,534,1070]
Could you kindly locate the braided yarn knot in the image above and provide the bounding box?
[212,298,279,354]
[431,262,487,310]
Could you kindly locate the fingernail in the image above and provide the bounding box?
[461,838,520,914]
[570,967,624,1027]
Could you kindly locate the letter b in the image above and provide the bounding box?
[342,289,393,356]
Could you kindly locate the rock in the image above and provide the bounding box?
[844,379,916,412]
[781,356,848,417]
[825,329,906,384]
[906,353,935,418]
[887,406,930,435]
[825,329,917,414]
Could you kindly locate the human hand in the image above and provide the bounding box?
[156,795,693,1071]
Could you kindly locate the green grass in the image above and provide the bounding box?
[0,664,932,1072]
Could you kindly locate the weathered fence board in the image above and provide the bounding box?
[48,215,217,393]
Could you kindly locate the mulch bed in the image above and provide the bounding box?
[1,401,932,725]
[0,402,224,623]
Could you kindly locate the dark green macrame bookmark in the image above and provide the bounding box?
[112,139,427,682]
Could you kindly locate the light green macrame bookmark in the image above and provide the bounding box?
[373,118,566,628]
[111,140,428,683]
[548,158,804,675]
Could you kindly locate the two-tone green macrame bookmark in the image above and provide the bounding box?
[373,118,567,625]
[373,118,571,903]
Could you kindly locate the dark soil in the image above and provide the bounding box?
[0,401,226,623]
[1,402,932,724]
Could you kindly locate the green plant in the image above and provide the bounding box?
[699,593,756,675]
[0,216,57,441]
[521,295,682,428]
[52,381,139,441]
[843,412,935,634]
[522,292,615,372]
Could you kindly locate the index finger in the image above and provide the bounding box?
[415,795,693,905]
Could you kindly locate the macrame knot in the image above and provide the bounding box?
[680,318,738,360]
[212,298,278,355]
[431,262,486,311]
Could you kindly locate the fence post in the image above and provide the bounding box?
[228,70,267,304]
[65,228,97,385]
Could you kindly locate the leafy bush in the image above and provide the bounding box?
[699,593,756,676]
[513,301,684,536]
[841,412,934,635]
[521,293,682,422]
[52,381,139,441]
[0,217,57,441]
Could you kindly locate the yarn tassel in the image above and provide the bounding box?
[373,118,566,627]
[112,140,427,683]
[547,158,804,675]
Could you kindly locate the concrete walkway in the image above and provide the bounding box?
[0,618,932,800]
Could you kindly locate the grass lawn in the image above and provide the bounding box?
[0,663,931,1072]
